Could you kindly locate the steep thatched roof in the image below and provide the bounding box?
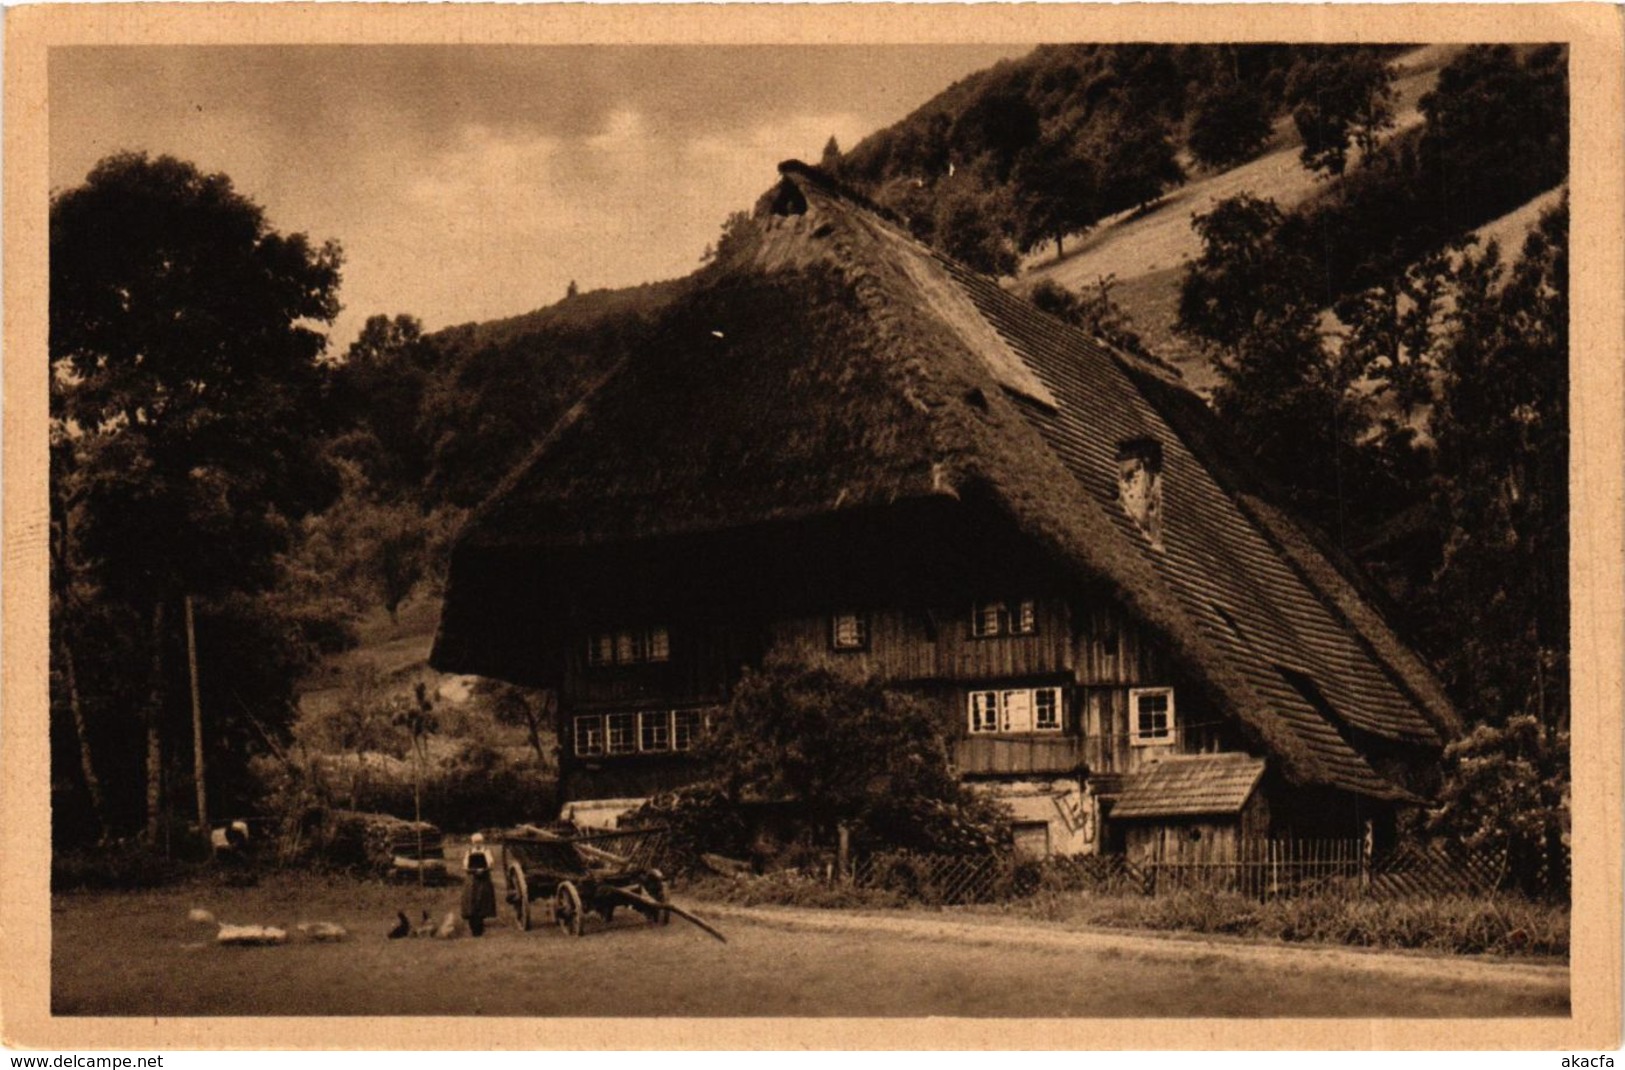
[434,161,1459,802]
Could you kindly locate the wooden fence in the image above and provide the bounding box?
[835,838,1530,904]
[1144,837,1367,898]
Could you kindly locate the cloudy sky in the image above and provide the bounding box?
[51,45,1029,352]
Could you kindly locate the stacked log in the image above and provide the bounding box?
[322,810,446,880]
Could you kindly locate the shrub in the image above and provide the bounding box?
[687,871,906,911]
[52,842,190,892]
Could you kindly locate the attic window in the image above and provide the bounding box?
[1117,438,1165,550]
[587,626,670,667]
[970,599,1037,638]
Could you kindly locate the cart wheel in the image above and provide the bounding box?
[507,865,532,931]
[646,875,671,926]
[555,881,583,937]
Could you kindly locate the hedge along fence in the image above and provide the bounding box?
[835,839,1559,906]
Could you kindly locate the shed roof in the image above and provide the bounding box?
[433,162,1459,802]
[1112,754,1267,819]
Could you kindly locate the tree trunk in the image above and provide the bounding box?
[1055,234,1065,260]
[61,638,108,841]
[185,594,208,839]
[144,599,167,844]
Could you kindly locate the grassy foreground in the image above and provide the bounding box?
[688,872,1569,959]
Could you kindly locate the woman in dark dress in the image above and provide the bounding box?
[461,833,498,936]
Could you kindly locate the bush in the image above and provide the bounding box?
[1010,886,1568,957]
[687,871,906,911]
[52,842,190,892]
[698,662,1013,858]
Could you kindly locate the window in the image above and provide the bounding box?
[573,709,709,757]
[970,599,1037,638]
[967,687,1064,734]
[1131,687,1175,745]
[830,612,868,651]
[606,712,637,755]
[587,626,670,666]
[573,716,604,757]
[639,711,670,752]
[672,709,702,752]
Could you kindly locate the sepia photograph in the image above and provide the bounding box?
[4,2,1621,1052]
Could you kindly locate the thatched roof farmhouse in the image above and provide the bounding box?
[432,162,1459,858]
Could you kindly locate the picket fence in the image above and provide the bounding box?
[834,838,1532,904]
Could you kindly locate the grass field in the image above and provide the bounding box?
[51,873,1568,1017]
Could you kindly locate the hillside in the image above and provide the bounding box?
[1015,44,1454,391]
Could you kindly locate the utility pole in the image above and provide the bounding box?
[185,594,208,840]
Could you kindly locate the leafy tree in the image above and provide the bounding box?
[1013,130,1098,258]
[485,681,558,770]
[948,85,1041,182]
[1426,207,1568,890]
[931,180,1018,277]
[331,314,441,496]
[1287,52,1396,177]
[51,153,343,841]
[1178,195,1381,543]
[1094,112,1185,214]
[698,662,1011,856]
[1188,79,1275,169]
[1418,45,1569,231]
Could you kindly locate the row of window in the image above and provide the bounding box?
[966,685,1175,745]
[587,626,670,666]
[588,602,1043,665]
[829,599,1038,651]
[570,688,1176,759]
[573,709,703,757]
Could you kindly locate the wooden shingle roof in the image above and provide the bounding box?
[1112,754,1267,819]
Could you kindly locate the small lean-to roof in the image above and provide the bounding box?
[1112,754,1267,819]
[435,161,1458,802]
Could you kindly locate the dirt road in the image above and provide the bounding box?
[51,878,1567,1017]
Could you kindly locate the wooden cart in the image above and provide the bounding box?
[500,826,724,941]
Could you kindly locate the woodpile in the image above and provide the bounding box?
[322,809,447,881]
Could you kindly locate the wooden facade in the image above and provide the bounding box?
[557,592,1251,809]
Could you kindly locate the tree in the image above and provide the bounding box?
[1188,78,1275,169]
[1418,45,1568,231]
[1426,206,1568,894]
[1178,195,1379,543]
[51,153,343,841]
[331,313,441,496]
[931,180,1018,277]
[1094,112,1185,214]
[1287,52,1396,177]
[1013,130,1098,259]
[486,681,556,769]
[819,135,842,170]
[698,662,1011,856]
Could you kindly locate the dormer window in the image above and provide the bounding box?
[830,612,869,651]
[1117,438,1164,550]
[587,626,670,667]
[970,599,1037,638]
